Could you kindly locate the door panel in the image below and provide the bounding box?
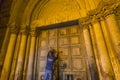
[37,25,90,80]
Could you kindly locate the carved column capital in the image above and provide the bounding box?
[103,8,115,17]
[7,23,19,34]
[30,28,37,37]
[79,17,91,26]
[103,1,120,17]
[20,25,29,35]
[31,20,39,28]
[90,15,101,23]
[115,6,120,20]
[36,28,41,36]
[86,0,120,23]
[83,25,89,30]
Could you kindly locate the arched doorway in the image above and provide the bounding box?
[36,20,91,80]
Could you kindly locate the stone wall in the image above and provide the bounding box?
[0,0,13,76]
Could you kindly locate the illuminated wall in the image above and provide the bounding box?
[0,0,120,80]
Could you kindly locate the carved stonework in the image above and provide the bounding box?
[7,23,19,34]
[79,17,91,26]
[115,5,120,20]
[79,1,120,27]
[30,28,37,36]
[9,27,19,34]
[20,27,29,35]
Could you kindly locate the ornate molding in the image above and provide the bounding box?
[103,2,120,17]
[20,25,29,35]
[83,25,89,30]
[115,5,120,20]
[31,20,40,28]
[7,23,19,34]
[36,28,41,36]
[79,17,90,25]
[79,1,120,26]
[29,27,37,37]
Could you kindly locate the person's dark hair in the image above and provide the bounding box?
[47,49,55,57]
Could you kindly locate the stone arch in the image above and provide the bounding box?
[29,0,89,28]
[8,0,99,28]
[8,0,101,28]
[8,0,29,26]
[20,0,40,26]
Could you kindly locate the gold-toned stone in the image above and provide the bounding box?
[29,28,37,37]
[105,14,120,61]
[100,19,120,80]
[1,0,120,80]
[9,34,22,80]
[14,34,27,80]
[92,21,115,80]
[0,34,17,80]
[26,36,36,80]
[83,25,99,80]
[89,25,103,80]
[23,35,31,80]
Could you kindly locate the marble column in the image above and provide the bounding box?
[89,25,103,79]
[0,27,10,64]
[0,27,18,80]
[23,35,31,80]
[33,37,39,80]
[100,19,120,80]
[26,28,36,80]
[105,14,120,61]
[9,33,22,80]
[92,21,115,80]
[14,28,28,80]
[83,25,99,80]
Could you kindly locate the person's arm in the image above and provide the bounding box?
[55,53,59,59]
[55,51,62,60]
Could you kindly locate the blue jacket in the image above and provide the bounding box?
[45,53,58,70]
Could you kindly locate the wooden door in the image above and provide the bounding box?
[37,25,90,80]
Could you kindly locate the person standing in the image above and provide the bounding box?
[44,48,58,80]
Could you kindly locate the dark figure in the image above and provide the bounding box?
[44,49,58,80]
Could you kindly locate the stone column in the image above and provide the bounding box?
[23,35,31,80]
[33,37,39,80]
[9,33,22,80]
[89,25,103,79]
[0,27,18,80]
[92,21,115,80]
[26,28,36,80]
[105,14,120,61]
[14,27,28,80]
[83,25,99,80]
[100,18,120,80]
[0,27,10,65]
